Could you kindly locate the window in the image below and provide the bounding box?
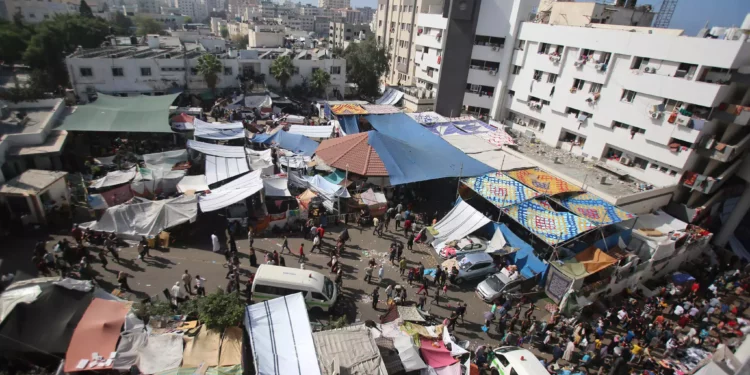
[391,5,396,11]
[79,67,93,77]
[345,36,351,40]
[140,67,152,76]
[516,40,525,51]
[310,292,327,300]
[190,68,198,76]
[538,42,551,54]
[496,355,510,367]
[589,83,602,93]
[378,20,382,26]
[542,100,550,106]
[633,157,648,170]
[662,99,683,112]
[613,121,629,129]
[390,21,395,29]
[547,73,557,84]
[650,163,659,169]
[508,90,515,97]
[224,67,233,75]
[533,70,542,81]
[572,79,584,90]
[330,66,341,74]
[112,67,124,77]
[28,13,36,18]
[474,35,505,47]
[621,90,636,103]
[512,65,521,75]
[598,52,612,64]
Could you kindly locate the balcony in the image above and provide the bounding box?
[695,131,750,163]
[415,31,442,50]
[682,157,743,194]
[619,70,733,108]
[463,91,494,109]
[711,103,750,126]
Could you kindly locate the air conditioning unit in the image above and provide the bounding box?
[489,70,497,76]
[649,111,663,119]
[620,157,631,166]
[549,55,561,63]
[644,67,652,73]
[573,60,584,67]
[492,46,499,51]
[594,63,605,71]
[529,101,541,109]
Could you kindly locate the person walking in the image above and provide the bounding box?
[563,339,575,363]
[298,243,306,262]
[281,236,292,254]
[389,246,397,265]
[395,212,402,230]
[249,247,258,267]
[433,286,441,305]
[211,232,221,253]
[372,287,380,309]
[248,227,254,248]
[385,284,394,301]
[97,250,108,270]
[407,268,415,285]
[117,271,131,292]
[378,264,384,281]
[365,265,374,283]
[384,213,391,232]
[417,293,427,310]
[195,275,206,296]
[310,224,318,241]
[182,270,193,294]
[448,312,458,331]
[417,280,429,296]
[399,258,407,276]
[372,217,380,235]
[456,303,467,323]
[311,235,321,253]
[397,242,404,260]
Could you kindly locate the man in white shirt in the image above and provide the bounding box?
[195,275,207,296]
[211,232,220,252]
[171,282,182,304]
[617,309,628,323]
[673,304,685,316]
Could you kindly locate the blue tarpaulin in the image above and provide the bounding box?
[251,131,319,156]
[339,115,360,135]
[365,114,495,185]
[324,103,333,119]
[569,229,632,254]
[497,223,548,282]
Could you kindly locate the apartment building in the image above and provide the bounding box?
[375,0,443,85]
[329,22,371,49]
[319,0,348,10]
[536,0,655,26]
[248,23,285,47]
[3,0,106,22]
[65,36,347,97]
[176,0,208,20]
[358,6,375,23]
[314,16,333,36]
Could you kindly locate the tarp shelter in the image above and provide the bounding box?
[194,118,245,130]
[251,131,319,156]
[177,175,210,194]
[323,169,347,185]
[478,129,516,147]
[244,94,273,109]
[0,279,94,364]
[430,200,491,251]
[506,168,582,196]
[245,293,321,375]
[218,327,243,367]
[315,133,389,177]
[171,113,195,131]
[499,224,549,280]
[361,104,401,114]
[262,177,291,197]
[113,331,184,374]
[419,337,457,368]
[462,172,539,209]
[312,324,388,375]
[60,93,179,133]
[575,247,618,274]
[338,115,360,135]
[502,199,596,245]
[296,189,317,210]
[331,104,368,115]
[374,88,404,106]
[288,125,334,139]
[187,140,272,185]
[86,195,198,240]
[560,192,635,226]
[89,168,137,189]
[406,111,449,125]
[198,169,263,212]
[64,298,129,372]
[423,122,466,136]
[365,114,495,185]
[358,188,387,216]
[194,126,246,140]
[182,325,221,368]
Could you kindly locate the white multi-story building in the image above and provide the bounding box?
[318,0,348,10]
[176,0,208,20]
[357,6,375,23]
[136,0,159,14]
[65,36,347,97]
[535,0,655,27]
[503,22,750,197]
[329,21,371,49]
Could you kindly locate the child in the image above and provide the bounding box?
[298,243,306,262]
[407,268,415,285]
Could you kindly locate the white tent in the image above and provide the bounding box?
[245,293,321,375]
[193,118,245,130]
[431,200,491,251]
[205,155,251,185]
[177,175,209,193]
[89,168,137,189]
[287,125,334,139]
[305,175,351,199]
[142,149,188,166]
[187,139,247,158]
[198,169,264,212]
[188,140,272,184]
[194,127,245,140]
[86,195,198,240]
[263,177,291,197]
[113,331,184,373]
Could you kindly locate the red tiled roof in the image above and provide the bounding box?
[315,133,389,176]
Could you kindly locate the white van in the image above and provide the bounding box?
[489,346,548,375]
[251,265,338,311]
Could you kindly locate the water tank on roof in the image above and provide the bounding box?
[146,34,160,49]
[710,27,726,37]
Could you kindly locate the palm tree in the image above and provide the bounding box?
[310,68,331,97]
[270,55,294,92]
[196,54,223,93]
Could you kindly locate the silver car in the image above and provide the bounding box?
[476,271,526,302]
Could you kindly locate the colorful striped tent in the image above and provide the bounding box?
[560,192,635,226]
[331,104,368,115]
[503,199,596,245]
[506,168,582,196]
[462,172,539,208]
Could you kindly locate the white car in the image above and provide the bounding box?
[490,346,548,375]
[438,235,489,259]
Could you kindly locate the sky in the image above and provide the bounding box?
[298,0,750,35]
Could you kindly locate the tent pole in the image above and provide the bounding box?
[455,162,463,200]
[500,154,506,172]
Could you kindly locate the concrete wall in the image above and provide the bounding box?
[249,30,286,48]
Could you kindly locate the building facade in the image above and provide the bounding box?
[329,22,371,49]
[176,0,208,20]
[357,6,375,23]
[536,0,656,27]
[318,0,348,10]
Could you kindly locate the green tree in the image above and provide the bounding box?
[0,20,33,64]
[270,55,294,92]
[198,291,245,331]
[133,300,174,322]
[342,36,389,100]
[112,12,134,35]
[24,14,110,87]
[135,16,162,36]
[220,27,229,39]
[79,0,94,18]
[310,68,330,97]
[184,16,193,23]
[196,53,223,93]
[231,34,248,49]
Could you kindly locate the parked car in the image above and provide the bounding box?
[439,252,497,285]
[439,235,490,259]
[490,346,549,375]
[476,270,528,303]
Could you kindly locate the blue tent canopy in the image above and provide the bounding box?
[338,115,360,135]
[497,223,549,282]
[365,114,495,185]
[251,131,319,156]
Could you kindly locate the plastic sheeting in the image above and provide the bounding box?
[64,298,129,372]
[506,168,582,196]
[312,325,387,375]
[114,332,184,374]
[205,155,250,185]
[423,123,465,136]
[195,127,245,140]
[503,199,596,245]
[393,336,427,372]
[177,175,209,193]
[304,175,351,199]
[143,150,189,166]
[194,118,245,130]
[560,192,635,226]
[462,172,539,209]
[339,115,360,135]
[374,88,404,106]
[251,131,319,156]
[406,112,449,125]
[88,195,198,239]
[262,177,290,197]
[198,170,263,212]
[182,326,221,368]
[361,104,401,114]
[430,200,491,250]
[0,285,41,323]
[498,224,548,280]
[245,293,321,375]
[90,168,137,189]
[365,114,495,185]
[60,93,179,133]
[219,327,243,366]
[287,125,333,139]
[187,140,248,158]
[419,337,457,368]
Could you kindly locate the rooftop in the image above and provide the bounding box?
[506,132,654,198]
[0,109,55,136]
[0,169,67,196]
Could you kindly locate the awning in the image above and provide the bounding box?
[60,93,179,133]
[502,199,596,245]
[263,177,291,197]
[506,168,582,196]
[462,172,539,208]
[89,167,137,189]
[575,247,618,274]
[64,298,129,372]
[251,131,319,156]
[338,115,360,135]
[430,200,491,250]
[199,170,263,212]
[177,175,209,194]
[245,293,321,375]
[87,195,198,240]
[287,125,333,138]
[560,192,635,226]
[206,155,250,185]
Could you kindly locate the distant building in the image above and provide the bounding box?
[536,0,656,27]
[318,0,348,10]
[329,21,371,49]
[357,6,374,23]
[176,0,208,20]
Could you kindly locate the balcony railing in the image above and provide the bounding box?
[711,103,750,126]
